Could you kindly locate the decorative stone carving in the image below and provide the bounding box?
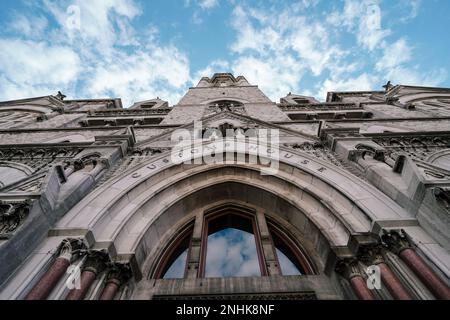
[335,258,363,280]
[0,200,32,239]
[106,263,132,285]
[153,292,317,300]
[372,134,450,163]
[207,101,246,116]
[285,142,343,168]
[82,250,109,275]
[357,244,386,265]
[58,238,86,261]
[89,109,171,117]
[381,230,412,255]
[433,187,450,211]
[94,147,169,189]
[279,103,360,111]
[0,146,83,174]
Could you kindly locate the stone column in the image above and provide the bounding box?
[383,230,450,300]
[99,264,131,300]
[25,239,84,300]
[336,259,376,300]
[66,251,107,300]
[359,245,412,300]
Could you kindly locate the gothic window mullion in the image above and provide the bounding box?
[255,210,281,276]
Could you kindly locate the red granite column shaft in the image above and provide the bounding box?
[399,248,450,300]
[99,279,120,300]
[65,270,97,300]
[378,262,412,300]
[349,275,376,300]
[25,257,70,300]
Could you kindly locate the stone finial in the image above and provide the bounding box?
[382,81,393,92]
[56,91,67,101]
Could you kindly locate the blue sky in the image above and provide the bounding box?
[0,0,449,107]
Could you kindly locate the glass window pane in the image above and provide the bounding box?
[163,249,188,279]
[276,248,302,276]
[205,228,261,278]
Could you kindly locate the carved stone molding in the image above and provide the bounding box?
[372,134,450,163]
[153,292,317,300]
[0,200,32,239]
[0,146,84,174]
[285,142,344,168]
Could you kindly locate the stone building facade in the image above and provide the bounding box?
[0,73,449,300]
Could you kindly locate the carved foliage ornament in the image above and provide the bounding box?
[433,187,450,212]
[286,142,343,168]
[0,200,32,239]
[373,135,450,163]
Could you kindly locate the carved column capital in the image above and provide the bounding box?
[357,244,386,266]
[106,263,132,286]
[381,230,412,255]
[0,200,32,239]
[82,250,109,275]
[335,258,363,280]
[57,238,86,262]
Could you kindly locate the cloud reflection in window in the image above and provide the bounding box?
[205,228,260,278]
[163,250,188,279]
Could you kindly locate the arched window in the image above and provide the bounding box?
[200,211,264,278]
[268,222,314,275]
[154,225,193,279]
[152,205,314,280]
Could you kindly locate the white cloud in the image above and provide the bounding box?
[42,0,142,51]
[328,0,390,51]
[9,14,48,38]
[85,46,190,106]
[376,38,412,71]
[0,0,191,106]
[316,73,378,101]
[231,55,305,101]
[198,0,218,10]
[400,0,421,22]
[0,39,80,100]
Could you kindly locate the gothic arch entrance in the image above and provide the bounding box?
[15,144,431,300]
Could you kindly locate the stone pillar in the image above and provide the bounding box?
[66,251,107,300]
[99,264,131,300]
[255,211,280,276]
[336,259,376,300]
[25,239,84,300]
[383,230,450,300]
[359,245,412,300]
